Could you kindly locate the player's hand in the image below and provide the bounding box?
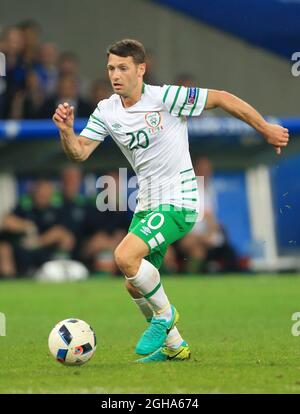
[24,220,38,235]
[52,102,74,133]
[261,123,289,155]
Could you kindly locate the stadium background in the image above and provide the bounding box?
[1,0,299,274]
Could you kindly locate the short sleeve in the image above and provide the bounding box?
[161,85,208,117]
[80,104,109,142]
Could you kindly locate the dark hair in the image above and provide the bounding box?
[59,51,79,63]
[107,39,146,64]
[18,19,41,32]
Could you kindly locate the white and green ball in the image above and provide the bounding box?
[48,319,97,366]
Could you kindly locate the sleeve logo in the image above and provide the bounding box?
[187,87,197,105]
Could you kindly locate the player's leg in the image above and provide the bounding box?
[116,205,197,357]
[115,232,179,355]
[125,278,153,322]
[131,205,197,360]
[115,232,176,323]
[125,277,189,362]
[125,278,184,346]
[122,211,154,321]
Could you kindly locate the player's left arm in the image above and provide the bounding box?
[205,89,289,154]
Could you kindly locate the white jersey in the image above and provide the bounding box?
[80,83,208,213]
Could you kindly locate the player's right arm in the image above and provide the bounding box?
[161,85,289,155]
[205,90,289,155]
[52,102,101,162]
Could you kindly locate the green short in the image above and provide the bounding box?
[129,204,198,269]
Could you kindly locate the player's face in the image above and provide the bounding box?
[107,54,145,97]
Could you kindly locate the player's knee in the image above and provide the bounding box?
[114,245,138,274]
[114,246,127,271]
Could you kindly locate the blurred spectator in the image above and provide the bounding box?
[0,21,110,119]
[10,70,46,119]
[161,246,180,274]
[58,51,89,97]
[0,29,5,50]
[0,27,5,114]
[144,49,160,84]
[0,80,5,119]
[0,179,75,278]
[58,51,79,77]
[39,74,92,118]
[0,61,5,118]
[52,165,87,243]
[1,21,43,119]
[81,170,131,274]
[177,157,238,273]
[18,20,41,67]
[1,26,27,117]
[34,42,59,96]
[90,78,112,106]
[195,156,217,213]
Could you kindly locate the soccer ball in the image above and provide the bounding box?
[48,318,97,366]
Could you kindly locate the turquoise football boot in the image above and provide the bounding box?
[135,305,179,355]
[136,341,190,363]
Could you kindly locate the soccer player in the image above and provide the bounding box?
[52,39,289,362]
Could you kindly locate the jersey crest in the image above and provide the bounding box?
[145,112,163,135]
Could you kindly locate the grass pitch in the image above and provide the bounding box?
[0,274,300,394]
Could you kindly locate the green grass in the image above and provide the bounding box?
[1,274,300,394]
